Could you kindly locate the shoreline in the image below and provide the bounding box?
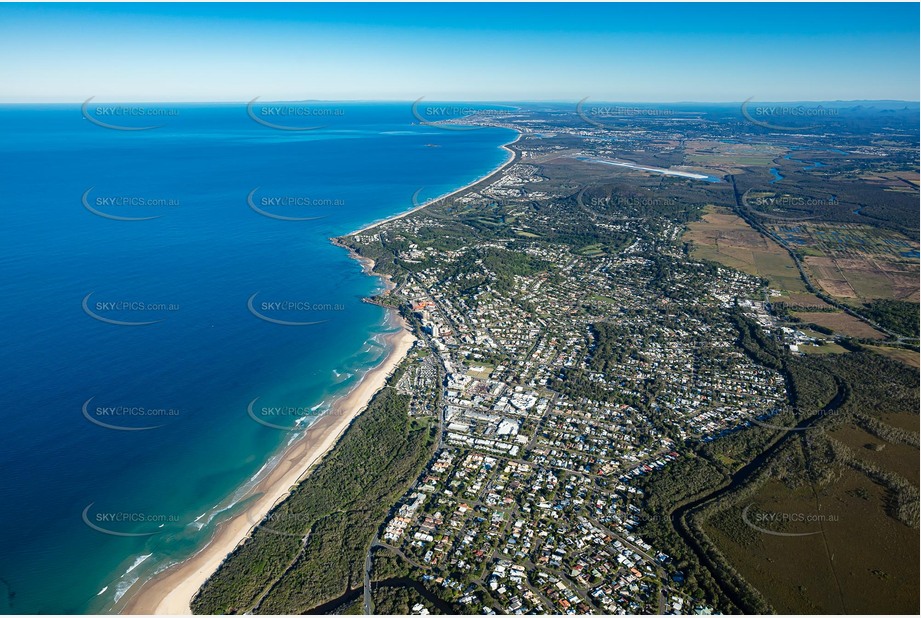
[121,314,416,615]
[121,125,517,616]
[347,129,522,237]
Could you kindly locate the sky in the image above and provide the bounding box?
[0,2,918,102]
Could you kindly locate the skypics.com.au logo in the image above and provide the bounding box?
[740,97,838,131]
[81,97,179,131]
[246,98,345,131]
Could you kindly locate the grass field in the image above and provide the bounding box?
[577,243,605,256]
[466,363,495,378]
[793,311,886,339]
[830,423,919,485]
[780,292,834,308]
[803,255,920,302]
[683,140,784,171]
[880,412,920,433]
[858,170,921,193]
[590,293,619,304]
[865,345,920,368]
[798,340,849,355]
[685,205,808,292]
[704,467,919,614]
[700,350,919,615]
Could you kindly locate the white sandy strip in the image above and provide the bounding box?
[586,157,711,179]
[122,323,416,615]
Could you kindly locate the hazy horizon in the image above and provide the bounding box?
[5,98,920,104]
[1,3,917,103]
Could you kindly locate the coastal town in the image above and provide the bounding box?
[330,135,754,615]
[187,102,918,616]
[355,165,789,614]
[335,102,919,614]
[3,4,918,617]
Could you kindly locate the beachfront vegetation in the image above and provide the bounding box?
[191,366,438,614]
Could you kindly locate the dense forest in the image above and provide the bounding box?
[191,378,437,614]
[861,299,920,337]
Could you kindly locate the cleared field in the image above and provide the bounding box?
[685,206,807,292]
[866,345,921,368]
[798,341,848,355]
[590,293,618,304]
[880,412,920,433]
[862,260,920,302]
[811,256,919,301]
[781,292,833,309]
[704,469,919,615]
[577,243,605,256]
[683,140,784,170]
[802,256,858,298]
[830,423,919,485]
[858,170,921,192]
[767,219,920,302]
[465,364,494,378]
[774,222,921,302]
[797,326,840,340]
[793,311,886,339]
[776,223,919,259]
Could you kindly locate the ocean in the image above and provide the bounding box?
[0,103,515,613]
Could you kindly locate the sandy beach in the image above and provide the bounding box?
[348,130,521,237]
[122,127,518,616]
[122,318,416,615]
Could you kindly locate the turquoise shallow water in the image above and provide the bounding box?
[0,103,514,613]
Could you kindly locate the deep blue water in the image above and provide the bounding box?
[0,103,515,613]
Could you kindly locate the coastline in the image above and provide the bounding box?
[347,129,522,237]
[121,125,518,616]
[121,316,416,615]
